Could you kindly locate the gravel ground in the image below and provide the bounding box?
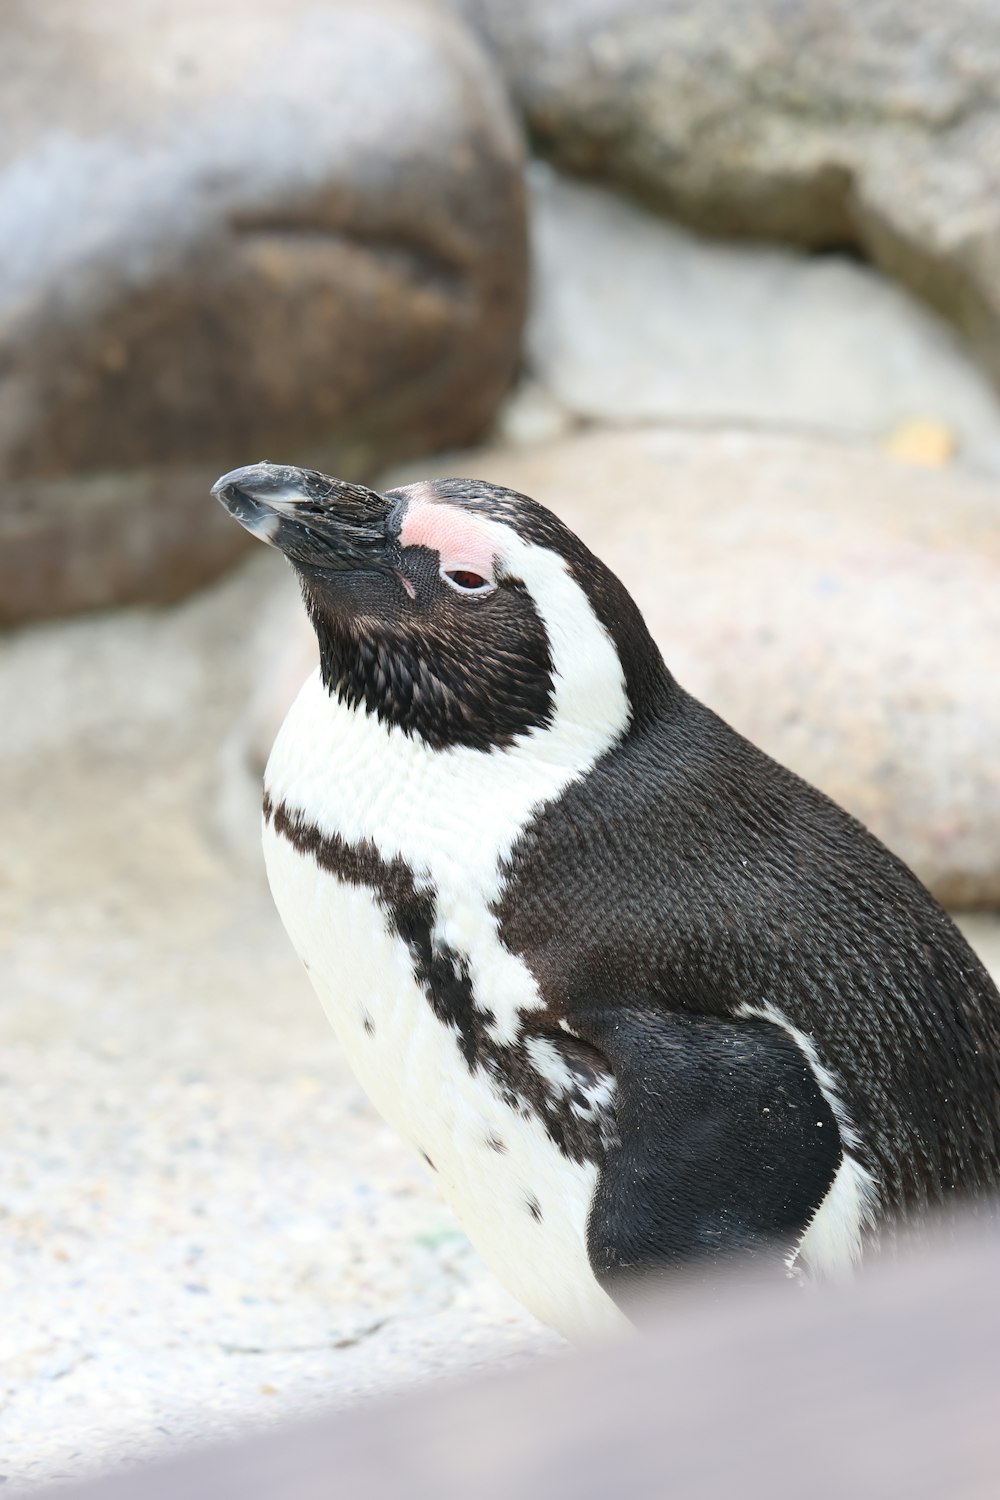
[0,557,556,1492]
[1,553,996,1493]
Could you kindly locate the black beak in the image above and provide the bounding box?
[212,461,392,571]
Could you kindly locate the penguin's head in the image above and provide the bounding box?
[213,462,667,753]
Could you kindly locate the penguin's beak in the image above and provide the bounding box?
[212,462,393,571]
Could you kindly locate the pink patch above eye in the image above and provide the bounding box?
[399,499,497,579]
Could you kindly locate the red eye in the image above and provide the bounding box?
[444,569,492,593]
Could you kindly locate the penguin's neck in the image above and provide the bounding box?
[263,669,628,1042]
[265,667,624,881]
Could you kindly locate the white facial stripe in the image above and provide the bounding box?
[399,498,499,578]
[264,520,631,1044]
[477,512,630,738]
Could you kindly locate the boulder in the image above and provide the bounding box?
[0,0,527,621]
[457,0,1000,393]
[384,427,999,907]
[518,170,1000,473]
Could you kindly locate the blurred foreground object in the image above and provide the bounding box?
[0,0,526,621]
[50,1217,1000,1500]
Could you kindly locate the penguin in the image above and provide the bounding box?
[213,460,1000,1339]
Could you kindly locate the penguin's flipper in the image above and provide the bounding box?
[579,1007,842,1303]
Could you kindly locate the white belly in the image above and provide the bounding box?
[263,823,626,1341]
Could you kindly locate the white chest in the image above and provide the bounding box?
[263,826,624,1340]
[262,672,629,1340]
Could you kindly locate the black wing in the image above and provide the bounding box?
[577,1006,842,1307]
[498,686,1000,1219]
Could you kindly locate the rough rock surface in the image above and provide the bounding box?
[521,170,1000,473]
[383,428,1000,907]
[0,558,555,1493]
[457,0,1000,389]
[0,0,527,622]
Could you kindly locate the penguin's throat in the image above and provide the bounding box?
[312,617,554,754]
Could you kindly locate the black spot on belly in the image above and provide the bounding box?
[270,801,489,1067]
[269,802,616,1167]
[363,1013,375,1037]
[486,1134,507,1154]
[421,1150,436,1172]
[526,1195,543,1222]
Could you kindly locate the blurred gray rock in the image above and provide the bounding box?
[0,0,527,622]
[392,427,1000,907]
[457,0,1000,391]
[520,170,1000,472]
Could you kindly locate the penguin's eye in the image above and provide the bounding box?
[441,567,495,596]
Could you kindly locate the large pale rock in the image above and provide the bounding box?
[0,0,527,621]
[520,170,1000,473]
[458,0,1000,391]
[387,428,1000,907]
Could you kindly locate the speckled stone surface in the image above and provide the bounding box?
[0,556,557,1493]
